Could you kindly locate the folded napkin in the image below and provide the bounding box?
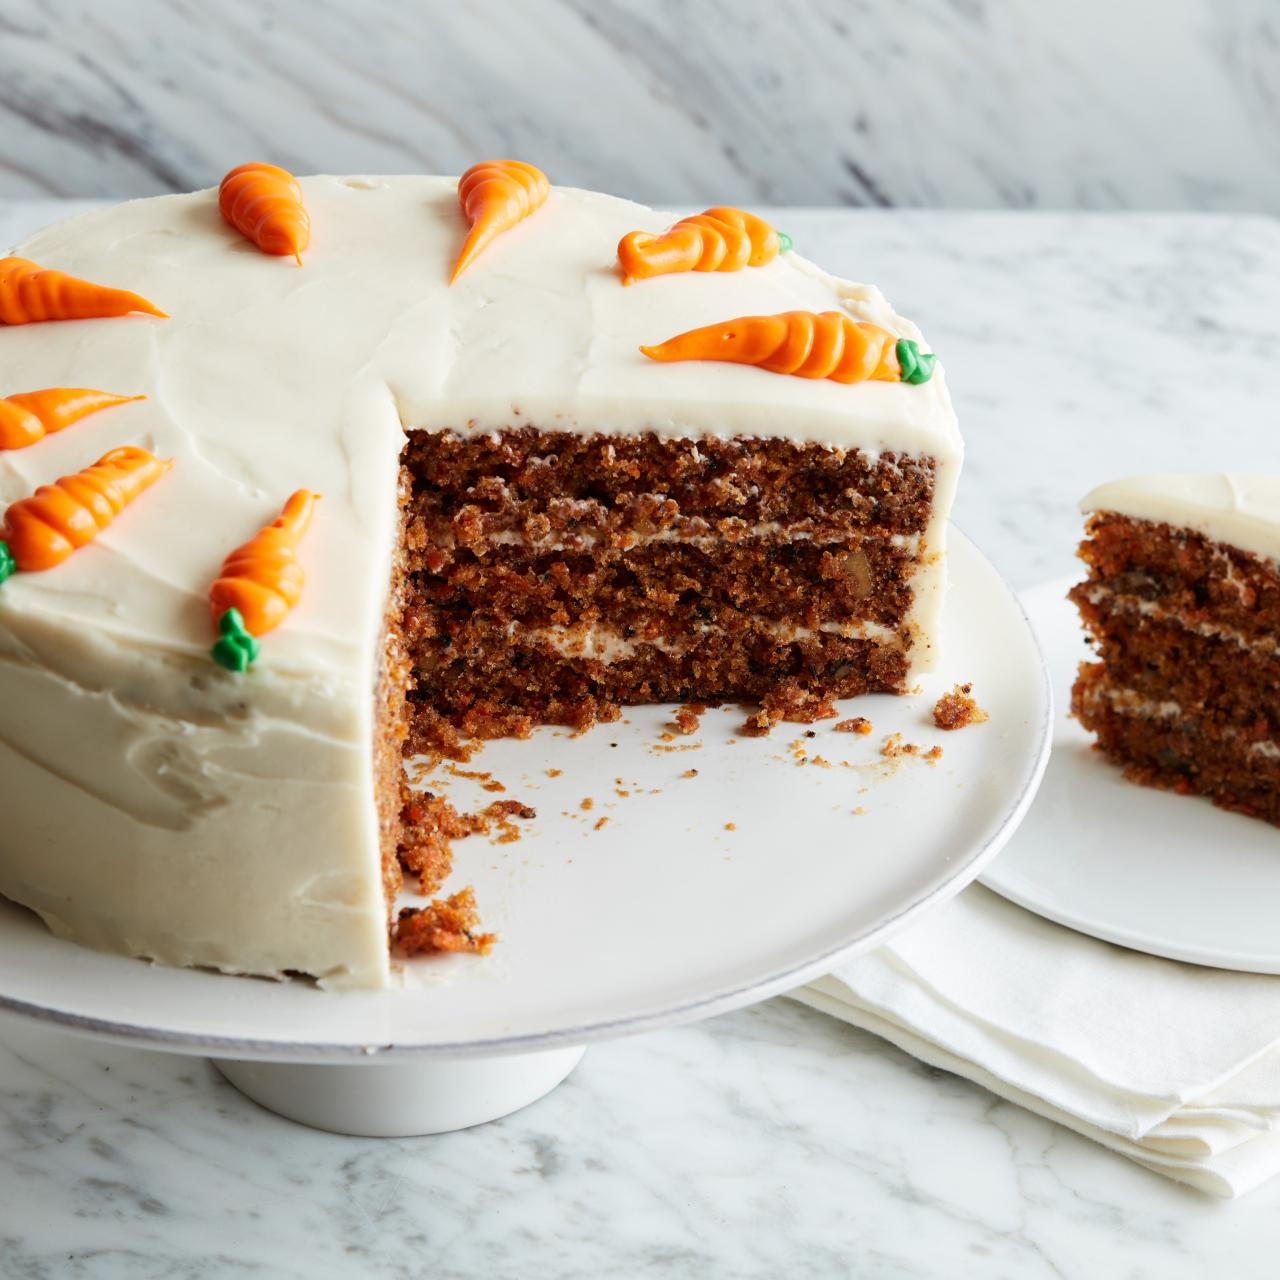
[790,885,1280,1197]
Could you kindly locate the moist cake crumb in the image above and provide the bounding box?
[671,705,702,735]
[395,888,495,956]
[444,763,506,792]
[933,682,988,730]
[397,791,466,893]
[396,790,535,892]
[741,707,778,737]
[834,716,873,734]
[760,680,839,726]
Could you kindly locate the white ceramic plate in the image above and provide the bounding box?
[0,528,1050,1060]
[982,579,1280,973]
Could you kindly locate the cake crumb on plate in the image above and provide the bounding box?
[833,716,873,735]
[670,705,703,735]
[395,887,495,956]
[932,682,989,730]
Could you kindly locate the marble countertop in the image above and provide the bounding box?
[4,0,1280,214]
[3,201,1280,1278]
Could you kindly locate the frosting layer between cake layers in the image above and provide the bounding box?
[0,177,960,987]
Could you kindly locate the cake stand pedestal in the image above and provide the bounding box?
[211,1045,586,1136]
[0,529,1052,1139]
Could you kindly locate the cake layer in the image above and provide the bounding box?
[405,431,938,534]
[1072,664,1280,826]
[1069,585,1280,736]
[406,537,919,635]
[403,423,940,747]
[421,505,921,557]
[411,625,909,742]
[1077,511,1280,638]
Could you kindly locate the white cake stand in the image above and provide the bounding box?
[0,528,1051,1136]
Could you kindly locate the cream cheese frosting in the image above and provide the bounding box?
[0,176,961,987]
[1081,475,1280,563]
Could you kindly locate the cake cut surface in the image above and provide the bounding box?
[400,427,939,748]
[0,174,961,987]
[1070,474,1280,825]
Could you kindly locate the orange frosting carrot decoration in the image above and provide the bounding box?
[618,207,788,285]
[449,160,550,284]
[0,446,171,580]
[218,162,311,265]
[0,389,144,451]
[209,490,319,671]
[639,311,937,386]
[0,257,166,325]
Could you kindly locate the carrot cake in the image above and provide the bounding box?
[0,168,961,986]
[1070,474,1280,824]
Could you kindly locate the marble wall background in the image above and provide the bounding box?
[0,0,1278,211]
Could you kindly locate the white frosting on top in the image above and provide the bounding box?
[0,176,960,987]
[1081,474,1280,562]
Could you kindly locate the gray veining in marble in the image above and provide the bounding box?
[1,0,1279,211]
[2,200,1280,1276]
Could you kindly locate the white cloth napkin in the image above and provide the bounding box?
[790,885,1280,1197]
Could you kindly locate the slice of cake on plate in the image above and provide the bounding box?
[1070,474,1280,825]
[0,165,961,986]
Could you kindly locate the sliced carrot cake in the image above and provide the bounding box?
[0,166,961,986]
[1070,474,1280,825]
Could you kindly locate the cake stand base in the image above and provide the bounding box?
[211,1045,586,1136]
